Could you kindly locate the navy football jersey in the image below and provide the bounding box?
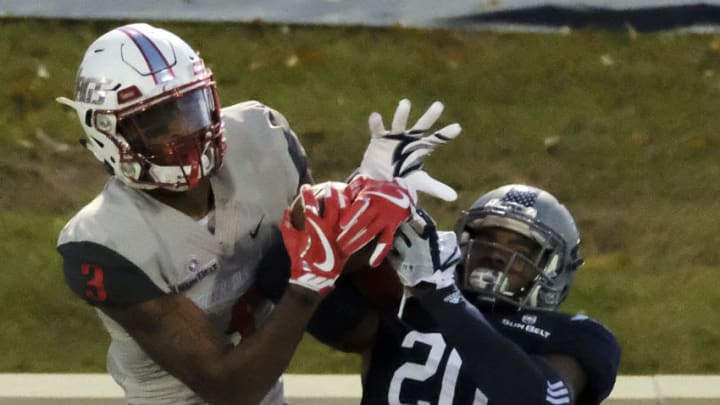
[484,309,620,404]
[361,298,620,405]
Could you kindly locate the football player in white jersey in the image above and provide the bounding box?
[55,23,427,405]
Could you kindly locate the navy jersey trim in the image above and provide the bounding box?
[282,128,312,188]
[254,228,291,303]
[58,241,165,306]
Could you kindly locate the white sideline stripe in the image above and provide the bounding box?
[607,375,720,399]
[283,374,362,398]
[0,374,362,399]
[1,374,720,399]
[0,374,122,398]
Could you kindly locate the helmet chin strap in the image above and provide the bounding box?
[154,135,207,190]
[146,149,205,191]
[184,147,202,189]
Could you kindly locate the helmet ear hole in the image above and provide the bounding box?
[84,110,93,127]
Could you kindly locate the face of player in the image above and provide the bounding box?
[118,88,217,166]
[464,226,542,293]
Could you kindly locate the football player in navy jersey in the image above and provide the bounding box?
[305,100,620,404]
[361,185,620,405]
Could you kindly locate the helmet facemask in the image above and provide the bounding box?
[102,84,224,191]
[454,185,583,311]
[457,210,571,311]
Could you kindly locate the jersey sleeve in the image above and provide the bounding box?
[265,106,312,188]
[416,286,575,404]
[254,228,291,303]
[488,311,621,404]
[58,241,165,306]
[546,315,621,405]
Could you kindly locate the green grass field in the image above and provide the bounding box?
[1,18,720,375]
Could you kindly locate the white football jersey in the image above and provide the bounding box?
[58,101,307,404]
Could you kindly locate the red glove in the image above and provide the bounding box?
[280,183,350,296]
[337,175,417,267]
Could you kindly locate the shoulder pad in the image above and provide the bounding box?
[58,241,165,306]
[489,310,620,404]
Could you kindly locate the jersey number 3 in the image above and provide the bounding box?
[81,264,108,302]
[388,331,488,405]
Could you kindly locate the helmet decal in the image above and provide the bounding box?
[74,71,114,105]
[454,184,582,311]
[501,188,538,208]
[118,26,176,84]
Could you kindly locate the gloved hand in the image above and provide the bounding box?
[356,99,461,202]
[388,208,461,289]
[280,183,349,296]
[337,175,416,268]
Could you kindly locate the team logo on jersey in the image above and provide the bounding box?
[187,256,200,272]
[443,290,463,304]
[501,317,551,338]
[177,258,220,292]
[521,314,537,325]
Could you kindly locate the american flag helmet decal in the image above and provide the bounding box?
[501,187,539,208]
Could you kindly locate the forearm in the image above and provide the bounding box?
[307,274,381,353]
[104,287,320,405]
[415,286,569,405]
[211,285,319,404]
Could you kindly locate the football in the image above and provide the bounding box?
[289,192,306,230]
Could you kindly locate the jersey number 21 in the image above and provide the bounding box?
[388,331,488,405]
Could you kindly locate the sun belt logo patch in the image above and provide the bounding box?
[522,314,537,325]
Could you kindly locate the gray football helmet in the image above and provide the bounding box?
[454,184,583,310]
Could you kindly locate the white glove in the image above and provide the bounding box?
[388,208,462,289]
[357,99,461,202]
